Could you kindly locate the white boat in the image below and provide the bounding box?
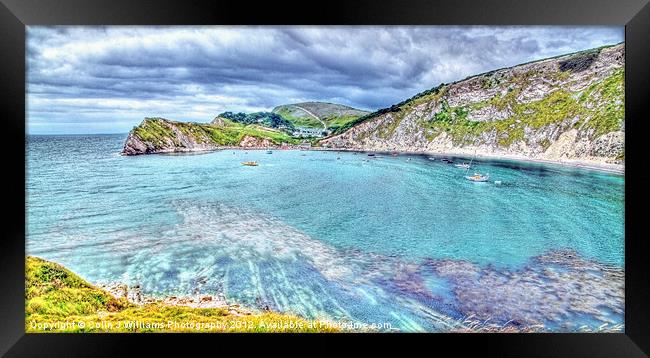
[455,163,471,169]
[465,173,489,182]
[463,150,490,182]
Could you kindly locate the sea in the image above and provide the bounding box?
[26,134,625,332]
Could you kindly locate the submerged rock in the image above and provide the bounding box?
[425,250,624,329]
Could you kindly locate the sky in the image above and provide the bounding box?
[27,26,623,134]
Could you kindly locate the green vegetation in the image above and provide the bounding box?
[272,102,369,131]
[273,107,323,128]
[480,74,501,89]
[26,256,130,319]
[325,114,367,133]
[578,68,625,136]
[26,256,339,333]
[133,117,180,147]
[217,111,295,131]
[132,118,300,149]
[558,47,601,72]
[420,67,624,147]
[330,111,386,135]
[332,84,448,136]
[205,120,299,145]
[332,44,624,143]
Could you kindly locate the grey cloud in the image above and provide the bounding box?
[27,26,623,134]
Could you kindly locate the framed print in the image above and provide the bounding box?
[1,0,649,356]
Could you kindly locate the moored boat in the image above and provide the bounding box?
[465,173,489,182]
[242,161,259,166]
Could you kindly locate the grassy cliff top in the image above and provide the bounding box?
[25,256,338,333]
[132,117,300,149]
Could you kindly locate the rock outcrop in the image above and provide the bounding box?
[122,117,296,155]
[320,44,625,166]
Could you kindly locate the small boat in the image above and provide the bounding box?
[428,157,436,161]
[463,150,488,182]
[367,153,376,157]
[455,163,471,169]
[266,150,273,154]
[465,173,489,182]
[392,152,398,156]
[242,161,258,166]
[441,158,454,164]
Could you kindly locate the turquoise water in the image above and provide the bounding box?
[26,134,625,332]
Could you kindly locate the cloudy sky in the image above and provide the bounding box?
[27,26,623,134]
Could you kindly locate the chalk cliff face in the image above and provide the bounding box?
[320,44,625,165]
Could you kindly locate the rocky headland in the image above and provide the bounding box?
[122,44,625,172]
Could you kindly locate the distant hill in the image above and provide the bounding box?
[272,102,369,132]
[216,111,295,130]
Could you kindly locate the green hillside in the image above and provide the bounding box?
[25,256,338,333]
[272,102,369,131]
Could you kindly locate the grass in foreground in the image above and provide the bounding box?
[25,256,338,333]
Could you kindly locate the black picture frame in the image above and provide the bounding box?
[2,0,649,356]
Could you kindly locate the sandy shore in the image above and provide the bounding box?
[314,147,624,175]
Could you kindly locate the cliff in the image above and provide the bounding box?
[122,117,298,155]
[320,44,625,166]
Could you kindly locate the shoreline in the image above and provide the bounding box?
[28,257,624,333]
[135,145,624,175]
[314,147,625,175]
[98,282,256,316]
